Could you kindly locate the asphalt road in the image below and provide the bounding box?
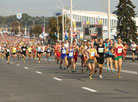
[0,56,138,102]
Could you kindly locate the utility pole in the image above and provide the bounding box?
[57,16,59,41]
[108,0,111,39]
[70,0,73,44]
[62,8,65,42]
[25,22,27,34]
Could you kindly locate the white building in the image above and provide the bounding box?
[64,9,138,39]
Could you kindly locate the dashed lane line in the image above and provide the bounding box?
[36,71,42,74]
[81,87,98,93]
[24,67,29,69]
[53,77,63,81]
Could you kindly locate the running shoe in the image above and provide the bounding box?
[89,76,93,80]
[67,68,70,72]
[107,68,110,71]
[99,75,103,79]
[60,66,62,69]
[117,75,122,79]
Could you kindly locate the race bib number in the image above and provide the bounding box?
[62,50,66,54]
[91,52,95,57]
[132,48,136,51]
[7,49,10,52]
[69,53,73,57]
[23,48,26,51]
[47,50,50,52]
[118,48,122,53]
[98,48,104,53]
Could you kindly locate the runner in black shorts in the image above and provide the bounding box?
[21,44,27,63]
[96,39,106,78]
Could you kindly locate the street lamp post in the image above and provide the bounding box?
[70,0,73,44]
[57,16,59,41]
[21,19,32,35]
[62,8,65,42]
[57,0,65,42]
[108,0,111,39]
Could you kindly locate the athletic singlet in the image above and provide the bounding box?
[97,44,104,57]
[42,46,45,52]
[89,48,96,59]
[61,47,66,55]
[109,45,113,55]
[68,49,74,58]
[12,47,16,53]
[28,47,32,52]
[131,44,137,51]
[37,46,41,52]
[6,49,10,53]
[47,47,51,53]
[115,44,123,56]
[105,43,110,54]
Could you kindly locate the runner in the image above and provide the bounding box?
[37,43,42,63]
[5,45,10,64]
[79,40,87,73]
[12,45,17,58]
[27,45,32,59]
[113,38,124,79]
[46,44,51,61]
[17,44,22,60]
[136,44,138,60]
[86,42,98,80]
[122,42,128,62]
[108,39,114,72]
[67,44,75,72]
[55,42,61,65]
[60,42,68,70]
[105,39,110,71]
[130,41,137,61]
[73,40,79,71]
[96,38,106,78]
[0,44,4,61]
[21,44,27,63]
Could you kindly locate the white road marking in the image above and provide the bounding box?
[49,59,138,75]
[121,69,137,75]
[24,67,28,69]
[36,71,42,74]
[53,77,63,81]
[103,67,137,75]
[81,87,97,93]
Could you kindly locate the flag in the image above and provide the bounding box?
[55,32,58,38]
[87,21,90,24]
[96,20,99,24]
[99,20,102,24]
[64,32,68,40]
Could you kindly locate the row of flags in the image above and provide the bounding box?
[82,20,102,25]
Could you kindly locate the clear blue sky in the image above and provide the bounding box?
[0,0,137,17]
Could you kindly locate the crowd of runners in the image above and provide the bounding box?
[0,34,138,80]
